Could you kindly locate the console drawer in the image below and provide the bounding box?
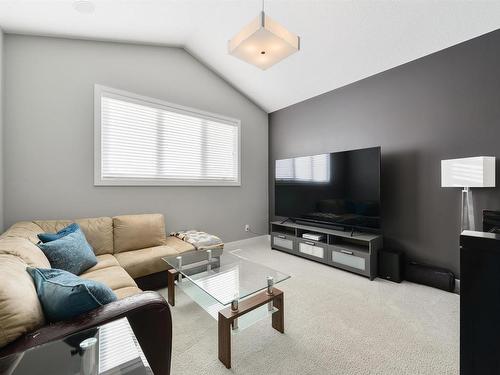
[330,245,369,275]
[297,239,326,259]
[271,233,295,253]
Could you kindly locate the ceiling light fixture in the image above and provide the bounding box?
[228,0,300,70]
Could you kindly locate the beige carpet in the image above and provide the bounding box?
[158,237,458,375]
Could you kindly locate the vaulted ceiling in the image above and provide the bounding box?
[1,1,500,112]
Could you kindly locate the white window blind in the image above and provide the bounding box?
[94,85,240,186]
[275,154,330,182]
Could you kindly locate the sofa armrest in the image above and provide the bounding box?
[0,291,172,375]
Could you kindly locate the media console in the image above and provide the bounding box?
[270,221,383,280]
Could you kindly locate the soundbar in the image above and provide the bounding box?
[295,219,346,231]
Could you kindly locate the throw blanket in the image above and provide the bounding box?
[170,230,223,250]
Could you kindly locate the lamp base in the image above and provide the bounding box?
[461,187,475,231]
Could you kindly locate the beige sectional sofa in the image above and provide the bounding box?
[0,213,220,353]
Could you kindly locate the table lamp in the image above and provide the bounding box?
[441,156,496,231]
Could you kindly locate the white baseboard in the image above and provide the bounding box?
[224,235,270,250]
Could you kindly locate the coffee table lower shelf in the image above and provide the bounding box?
[167,268,285,369]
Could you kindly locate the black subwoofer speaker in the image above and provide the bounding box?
[378,249,403,283]
[405,262,455,292]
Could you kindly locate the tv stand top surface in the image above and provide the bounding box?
[270,220,381,242]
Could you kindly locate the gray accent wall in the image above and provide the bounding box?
[4,35,268,242]
[270,29,500,276]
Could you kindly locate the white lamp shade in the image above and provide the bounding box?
[441,156,496,187]
[228,11,300,70]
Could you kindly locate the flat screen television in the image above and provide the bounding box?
[274,146,381,232]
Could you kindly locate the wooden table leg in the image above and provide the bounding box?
[272,292,284,333]
[218,312,232,369]
[167,269,178,306]
[217,289,285,368]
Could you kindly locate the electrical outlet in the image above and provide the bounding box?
[244,224,250,232]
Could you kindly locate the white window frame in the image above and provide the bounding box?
[94,85,241,186]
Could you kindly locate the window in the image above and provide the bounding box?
[275,154,330,183]
[94,85,241,186]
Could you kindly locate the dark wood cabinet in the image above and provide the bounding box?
[460,230,500,375]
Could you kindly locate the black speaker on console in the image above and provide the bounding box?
[483,209,500,233]
[378,249,403,283]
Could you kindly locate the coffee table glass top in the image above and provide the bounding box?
[163,249,290,306]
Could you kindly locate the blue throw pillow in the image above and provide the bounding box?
[37,228,97,275]
[38,223,80,243]
[26,267,117,322]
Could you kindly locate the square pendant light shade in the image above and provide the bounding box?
[228,11,300,70]
[441,156,496,187]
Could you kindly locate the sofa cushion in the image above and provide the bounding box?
[0,221,44,244]
[113,286,143,299]
[34,220,72,235]
[0,237,51,268]
[163,236,196,253]
[113,214,166,253]
[85,254,120,273]
[80,265,138,291]
[114,246,178,279]
[0,255,45,348]
[38,223,79,243]
[26,267,117,322]
[34,217,114,256]
[75,217,114,255]
[37,228,97,275]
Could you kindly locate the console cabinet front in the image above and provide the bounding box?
[330,245,370,277]
[270,221,382,280]
[271,233,296,254]
[297,239,327,262]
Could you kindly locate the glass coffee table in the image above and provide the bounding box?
[163,249,290,369]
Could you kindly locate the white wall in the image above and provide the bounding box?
[4,35,269,241]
